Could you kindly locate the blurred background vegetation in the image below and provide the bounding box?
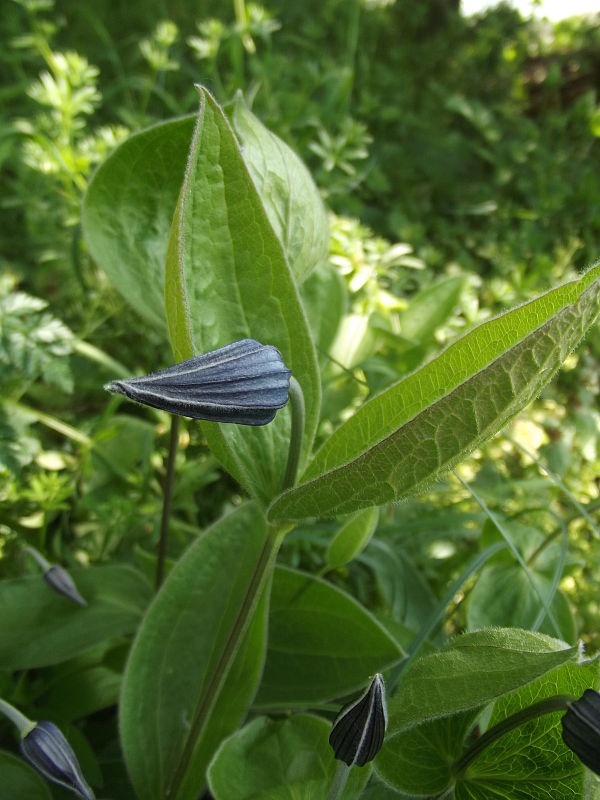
[1,0,600,666]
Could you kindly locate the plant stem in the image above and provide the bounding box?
[282,377,305,491]
[327,761,351,800]
[156,416,179,590]
[165,520,292,798]
[454,694,574,776]
[0,698,35,737]
[23,545,51,572]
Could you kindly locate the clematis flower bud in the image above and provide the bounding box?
[561,689,600,775]
[329,673,388,767]
[24,546,86,606]
[43,565,87,606]
[20,720,95,800]
[105,338,291,426]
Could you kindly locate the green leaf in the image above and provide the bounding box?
[208,715,371,800]
[269,264,600,521]
[467,564,576,644]
[387,628,578,735]
[375,710,480,796]
[0,565,152,670]
[326,507,379,570]
[456,661,600,800]
[228,92,329,285]
[82,115,195,329]
[254,566,402,708]
[164,87,320,504]
[119,503,271,800]
[300,261,347,358]
[0,751,53,800]
[398,275,465,343]
[42,665,122,721]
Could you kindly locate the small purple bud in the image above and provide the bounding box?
[562,689,600,775]
[20,720,95,800]
[105,338,291,425]
[329,673,388,767]
[43,565,87,606]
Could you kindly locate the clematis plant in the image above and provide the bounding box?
[43,83,600,800]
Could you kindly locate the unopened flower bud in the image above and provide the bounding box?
[43,565,87,606]
[20,720,95,800]
[329,673,388,767]
[105,338,291,426]
[562,689,600,775]
[24,546,86,606]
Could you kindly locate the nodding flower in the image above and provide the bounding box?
[329,673,388,767]
[24,546,86,606]
[105,338,291,426]
[562,689,600,776]
[20,720,95,800]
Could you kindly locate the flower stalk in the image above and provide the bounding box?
[454,694,575,776]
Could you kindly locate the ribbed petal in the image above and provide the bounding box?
[105,339,291,425]
[43,566,87,606]
[562,689,600,775]
[329,674,388,766]
[20,721,95,800]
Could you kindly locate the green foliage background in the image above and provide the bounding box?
[1,1,600,798]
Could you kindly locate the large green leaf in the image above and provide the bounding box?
[254,566,402,707]
[165,87,320,504]
[456,661,600,800]
[269,264,600,520]
[0,565,152,670]
[0,751,53,800]
[375,710,480,797]
[208,715,371,800]
[82,116,194,329]
[376,660,599,798]
[386,628,577,736]
[119,503,271,800]
[228,92,329,285]
[41,664,123,721]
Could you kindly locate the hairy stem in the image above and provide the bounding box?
[454,694,574,776]
[282,377,305,491]
[165,521,291,798]
[0,698,35,737]
[23,545,51,572]
[327,761,351,800]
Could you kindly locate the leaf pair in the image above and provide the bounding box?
[84,89,327,505]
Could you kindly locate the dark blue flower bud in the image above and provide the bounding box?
[43,565,87,606]
[20,720,95,800]
[562,689,600,775]
[105,338,291,426]
[24,546,86,607]
[329,673,388,767]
